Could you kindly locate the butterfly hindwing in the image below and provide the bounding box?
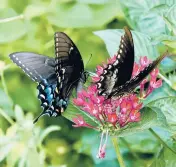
[33,78,58,123]
[97,27,134,97]
[9,52,56,83]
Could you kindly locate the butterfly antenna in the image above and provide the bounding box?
[85,54,92,68]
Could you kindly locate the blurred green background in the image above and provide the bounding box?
[1,0,176,167]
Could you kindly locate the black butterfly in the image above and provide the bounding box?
[9,32,87,123]
[96,27,167,99]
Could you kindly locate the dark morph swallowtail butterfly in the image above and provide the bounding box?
[96,27,167,99]
[9,32,87,123]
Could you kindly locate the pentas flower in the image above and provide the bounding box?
[72,55,162,159]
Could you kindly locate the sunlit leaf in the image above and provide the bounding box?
[14,105,24,123]
[7,0,30,13]
[24,4,48,19]
[47,2,117,28]
[77,0,115,4]
[0,88,13,116]
[26,146,43,167]
[120,0,175,37]
[0,137,15,162]
[147,96,176,133]
[164,4,176,35]
[38,125,61,146]
[0,0,7,10]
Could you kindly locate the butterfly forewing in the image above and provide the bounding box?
[97,27,134,97]
[42,32,85,116]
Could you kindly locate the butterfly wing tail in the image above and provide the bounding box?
[129,51,168,88]
[151,51,168,69]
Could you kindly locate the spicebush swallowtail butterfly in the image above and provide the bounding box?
[96,27,167,99]
[9,32,87,123]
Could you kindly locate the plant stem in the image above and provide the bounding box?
[1,71,9,97]
[149,128,176,154]
[0,108,14,125]
[0,14,24,23]
[158,73,172,87]
[111,137,126,167]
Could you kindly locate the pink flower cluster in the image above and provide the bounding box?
[72,55,162,159]
[73,86,142,128]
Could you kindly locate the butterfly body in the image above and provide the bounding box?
[9,32,86,123]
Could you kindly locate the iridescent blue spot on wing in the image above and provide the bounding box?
[37,79,56,109]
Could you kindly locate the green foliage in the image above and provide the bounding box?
[0,0,176,166]
[94,29,159,60]
[150,144,176,167]
[0,8,26,43]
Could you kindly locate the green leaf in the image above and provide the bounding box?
[0,88,13,116]
[77,0,115,4]
[24,4,48,19]
[0,136,15,162]
[150,146,176,167]
[38,125,61,146]
[143,82,176,106]
[151,34,176,49]
[7,0,30,13]
[119,0,174,37]
[47,2,117,28]
[26,146,43,167]
[147,97,176,133]
[123,131,159,153]
[0,0,7,10]
[14,105,24,123]
[63,103,99,127]
[164,4,176,35]
[0,8,26,43]
[94,29,158,60]
[115,106,168,137]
